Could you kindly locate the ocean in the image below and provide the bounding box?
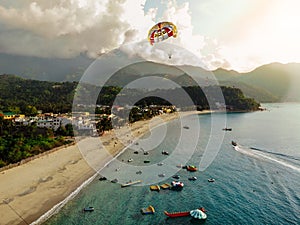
[44,103,300,225]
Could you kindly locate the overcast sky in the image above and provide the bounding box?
[0,0,300,72]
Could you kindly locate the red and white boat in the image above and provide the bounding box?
[164,210,190,218]
[171,181,184,190]
[164,207,207,219]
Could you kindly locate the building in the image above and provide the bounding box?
[36,117,72,131]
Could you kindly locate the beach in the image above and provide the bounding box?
[0,111,206,225]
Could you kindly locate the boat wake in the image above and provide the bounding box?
[233,145,300,173]
[250,147,300,161]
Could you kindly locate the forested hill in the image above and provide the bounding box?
[0,74,260,114]
[0,74,77,114]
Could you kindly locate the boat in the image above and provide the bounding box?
[150,185,160,192]
[121,180,142,187]
[160,183,171,189]
[171,181,184,190]
[164,210,190,218]
[208,178,215,182]
[143,151,149,155]
[162,151,169,155]
[141,205,155,214]
[136,170,142,175]
[144,160,150,163]
[187,165,198,172]
[222,127,232,131]
[83,206,94,212]
[188,176,197,181]
[183,126,190,129]
[133,151,139,154]
[164,207,207,219]
[158,173,165,177]
[111,178,118,183]
[157,162,164,166]
[172,175,180,179]
[99,176,107,181]
[231,141,237,146]
[127,158,133,162]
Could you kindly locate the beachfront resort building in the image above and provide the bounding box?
[36,117,72,131]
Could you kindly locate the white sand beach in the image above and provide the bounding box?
[0,111,209,225]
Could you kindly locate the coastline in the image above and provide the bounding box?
[0,110,210,225]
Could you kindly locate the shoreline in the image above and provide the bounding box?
[0,110,211,225]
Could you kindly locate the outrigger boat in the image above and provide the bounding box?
[160,183,171,189]
[164,210,190,218]
[121,180,142,187]
[141,205,155,215]
[150,185,160,192]
[186,165,198,172]
[231,141,237,146]
[162,151,169,155]
[164,207,207,219]
[171,181,184,191]
[83,206,94,212]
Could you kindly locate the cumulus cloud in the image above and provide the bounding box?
[0,0,152,58]
[0,0,223,70]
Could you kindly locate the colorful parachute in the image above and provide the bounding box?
[148,21,177,45]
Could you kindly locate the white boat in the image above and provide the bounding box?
[83,206,94,212]
[121,180,142,187]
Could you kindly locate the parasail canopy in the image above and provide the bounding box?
[148,21,177,45]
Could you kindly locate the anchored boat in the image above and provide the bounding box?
[150,185,160,192]
[121,180,142,187]
[171,181,184,190]
[164,207,207,220]
[83,207,94,212]
[141,205,155,214]
[187,165,198,172]
[164,210,190,218]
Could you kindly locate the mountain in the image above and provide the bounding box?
[104,61,300,102]
[0,53,93,82]
[1,52,299,102]
[213,63,300,102]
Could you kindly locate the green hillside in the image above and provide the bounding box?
[212,63,300,102]
[0,74,260,114]
[0,74,76,113]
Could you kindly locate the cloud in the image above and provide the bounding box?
[0,0,224,71]
[0,0,152,58]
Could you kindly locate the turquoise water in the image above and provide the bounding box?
[45,103,300,225]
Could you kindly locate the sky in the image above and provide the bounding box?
[0,0,300,72]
